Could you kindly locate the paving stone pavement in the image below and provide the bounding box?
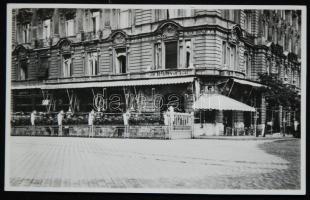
[7,136,300,190]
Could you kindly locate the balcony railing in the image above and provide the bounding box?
[34,38,52,48]
[81,31,102,41]
[12,67,246,88]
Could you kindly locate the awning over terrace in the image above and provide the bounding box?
[193,93,256,112]
[232,78,265,88]
[12,77,194,90]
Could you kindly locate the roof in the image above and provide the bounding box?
[12,77,194,90]
[193,93,256,112]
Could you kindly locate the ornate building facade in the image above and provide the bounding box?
[11,8,301,136]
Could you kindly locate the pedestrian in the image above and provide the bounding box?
[294,120,299,137]
[88,109,95,137]
[57,110,64,136]
[30,110,37,126]
[123,110,131,138]
[30,110,37,136]
[168,106,175,126]
[164,111,169,126]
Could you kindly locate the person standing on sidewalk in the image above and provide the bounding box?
[88,109,95,138]
[123,110,131,138]
[57,110,64,136]
[30,110,37,126]
[30,110,37,136]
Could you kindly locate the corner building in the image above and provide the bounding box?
[11,8,301,136]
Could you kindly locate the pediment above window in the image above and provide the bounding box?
[110,31,127,45]
[12,44,31,57]
[56,38,73,53]
[156,21,182,40]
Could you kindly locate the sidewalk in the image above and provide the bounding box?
[195,133,296,140]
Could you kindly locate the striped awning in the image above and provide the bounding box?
[12,77,194,90]
[193,93,256,112]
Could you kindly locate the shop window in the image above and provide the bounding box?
[43,19,51,39]
[87,52,98,76]
[19,60,28,80]
[119,9,130,29]
[65,19,74,36]
[92,11,100,34]
[195,110,216,124]
[165,41,177,69]
[115,48,127,74]
[154,43,162,69]
[22,23,30,43]
[62,54,72,77]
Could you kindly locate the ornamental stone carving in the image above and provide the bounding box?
[162,24,178,39]
[113,33,126,44]
[228,25,241,44]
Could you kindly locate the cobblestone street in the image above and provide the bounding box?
[7,136,300,190]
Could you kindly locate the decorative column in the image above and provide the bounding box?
[260,95,266,136]
[279,105,283,134]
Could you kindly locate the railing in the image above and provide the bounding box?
[82,31,102,41]
[11,111,193,139]
[34,38,52,48]
[12,67,247,89]
[11,125,169,139]
[224,127,255,136]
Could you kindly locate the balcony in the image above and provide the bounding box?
[81,31,103,41]
[34,38,53,49]
[12,67,246,89]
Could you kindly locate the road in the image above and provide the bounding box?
[7,136,300,190]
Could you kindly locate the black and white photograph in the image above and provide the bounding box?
[5,4,306,194]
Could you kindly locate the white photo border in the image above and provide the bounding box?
[5,3,307,195]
